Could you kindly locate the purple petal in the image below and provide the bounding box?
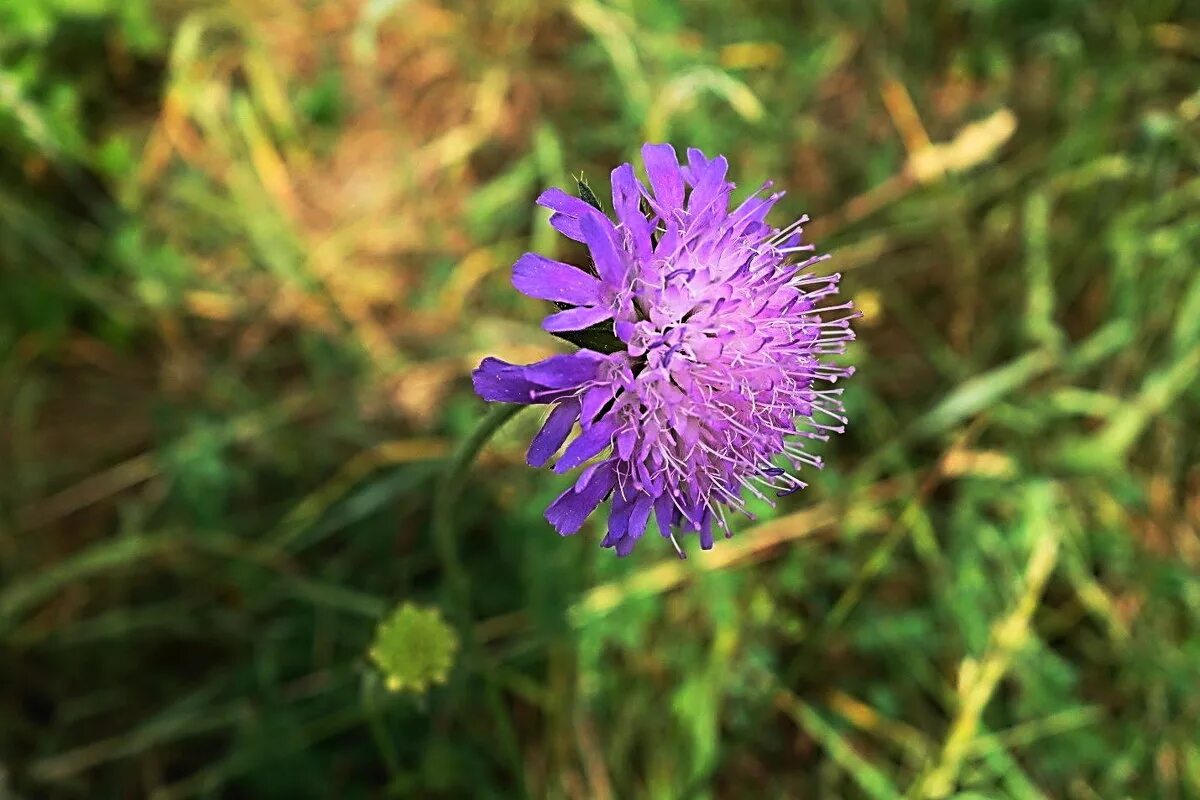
[698,511,715,550]
[545,459,616,535]
[690,337,723,361]
[579,212,626,286]
[472,353,600,403]
[554,415,618,473]
[600,489,657,556]
[538,188,597,243]
[615,427,636,460]
[522,352,604,387]
[615,537,637,556]
[613,497,651,555]
[548,212,584,242]
[652,494,681,544]
[512,253,601,305]
[654,493,676,538]
[686,154,729,216]
[620,317,644,340]
[675,498,705,533]
[538,187,596,217]
[599,489,654,555]
[610,163,652,259]
[684,147,711,184]
[573,460,605,492]
[642,143,684,211]
[730,188,782,228]
[580,384,614,424]
[627,493,654,542]
[609,163,642,221]
[638,459,665,495]
[653,225,679,259]
[527,399,581,467]
[603,489,635,546]
[542,305,613,332]
[471,357,541,403]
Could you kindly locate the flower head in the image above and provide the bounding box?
[369,603,458,693]
[474,144,856,557]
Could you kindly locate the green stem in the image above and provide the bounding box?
[360,672,403,782]
[431,401,528,796]
[432,402,523,617]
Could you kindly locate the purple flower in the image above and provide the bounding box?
[473,144,856,558]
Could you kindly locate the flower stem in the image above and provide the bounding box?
[360,671,402,782]
[432,402,523,614]
[431,401,528,795]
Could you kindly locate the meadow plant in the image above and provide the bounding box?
[473,145,857,557]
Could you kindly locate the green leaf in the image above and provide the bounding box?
[576,174,604,212]
[551,320,626,353]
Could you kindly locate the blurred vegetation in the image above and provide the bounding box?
[2,0,1200,797]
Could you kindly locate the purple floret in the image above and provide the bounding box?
[472,143,857,558]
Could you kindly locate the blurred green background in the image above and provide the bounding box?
[2,0,1199,797]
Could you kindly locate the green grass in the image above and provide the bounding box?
[2,0,1200,797]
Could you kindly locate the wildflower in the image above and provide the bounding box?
[369,603,459,693]
[473,144,856,557]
